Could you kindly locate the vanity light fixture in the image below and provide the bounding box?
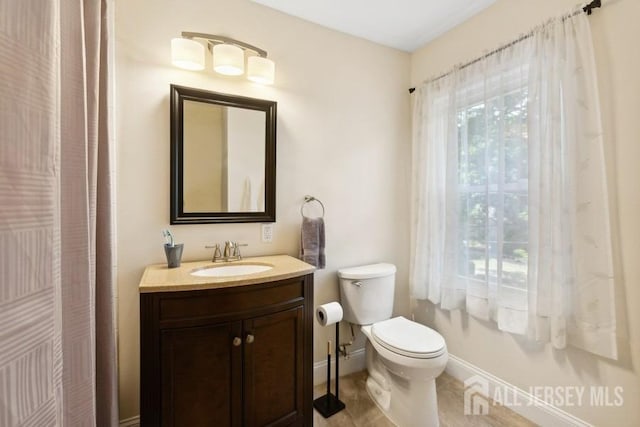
[171,32,275,85]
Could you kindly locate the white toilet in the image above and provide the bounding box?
[338,263,448,427]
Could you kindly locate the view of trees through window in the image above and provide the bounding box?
[457,86,528,289]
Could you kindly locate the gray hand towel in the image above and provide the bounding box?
[300,217,325,269]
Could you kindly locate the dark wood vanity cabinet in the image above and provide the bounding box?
[140,274,314,427]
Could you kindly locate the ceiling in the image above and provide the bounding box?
[251,0,497,52]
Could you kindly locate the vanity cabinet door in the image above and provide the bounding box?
[160,322,243,427]
[243,306,304,427]
[140,273,314,427]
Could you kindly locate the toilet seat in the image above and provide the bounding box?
[371,317,446,359]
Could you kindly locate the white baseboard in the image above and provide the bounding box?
[119,415,140,427]
[123,352,589,426]
[445,354,591,427]
[313,348,365,386]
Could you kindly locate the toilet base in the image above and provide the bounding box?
[364,338,443,427]
[366,376,391,411]
[366,370,440,427]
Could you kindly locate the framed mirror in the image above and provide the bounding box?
[170,85,276,224]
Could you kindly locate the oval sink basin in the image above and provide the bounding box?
[191,264,273,278]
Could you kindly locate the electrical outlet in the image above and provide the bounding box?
[261,223,274,243]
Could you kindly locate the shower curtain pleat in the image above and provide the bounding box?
[0,0,118,425]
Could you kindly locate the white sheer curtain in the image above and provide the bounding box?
[410,10,617,359]
[0,0,118,425]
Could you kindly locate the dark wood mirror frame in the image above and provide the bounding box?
[170,84,277,224]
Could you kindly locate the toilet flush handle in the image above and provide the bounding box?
[352,281,363,287]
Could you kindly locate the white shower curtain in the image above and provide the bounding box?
[410,10,617,359]
[0,0,118,425]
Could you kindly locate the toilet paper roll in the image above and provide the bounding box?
[316,302,343,326]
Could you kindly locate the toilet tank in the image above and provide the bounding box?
[338,263,396,325]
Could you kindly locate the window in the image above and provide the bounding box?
[456,84,528,290]
[411,14,617,357]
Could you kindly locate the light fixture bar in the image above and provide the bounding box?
[172,31,275,84]
[180,32,268,58]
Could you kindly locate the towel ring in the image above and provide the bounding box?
[301,195,325,218]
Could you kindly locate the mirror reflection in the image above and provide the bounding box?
[170,85,276,224]
[182,101,266,212]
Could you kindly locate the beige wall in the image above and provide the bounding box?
[115,0,411,420]
[116,0,639,423]
[411,0,640,425]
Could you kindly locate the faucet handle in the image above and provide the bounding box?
[233,243,248,259]
[205,244,223,262]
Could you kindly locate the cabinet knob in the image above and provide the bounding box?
[232,337,242,347]
[245,334,255,344]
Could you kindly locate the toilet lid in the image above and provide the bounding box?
[372,317,446,359]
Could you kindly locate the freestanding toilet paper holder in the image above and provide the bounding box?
[313,321,346,417]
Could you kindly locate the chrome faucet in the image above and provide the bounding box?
[206,241,247,262]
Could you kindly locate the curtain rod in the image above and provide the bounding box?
[408,0,602,94]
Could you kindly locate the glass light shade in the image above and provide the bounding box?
[171,38,205,70]
[213,44,244,76]
[247,56,275,85]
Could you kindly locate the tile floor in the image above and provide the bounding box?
[313,371,536,427]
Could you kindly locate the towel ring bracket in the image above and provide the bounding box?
[301,195,325,218]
